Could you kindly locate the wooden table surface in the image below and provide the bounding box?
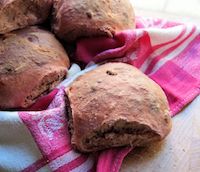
[121,95,200,172]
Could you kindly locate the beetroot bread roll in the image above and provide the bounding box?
[0,0,53,34]
[66,63,172,152]
[52,0,135,42]
[0,26,70,109]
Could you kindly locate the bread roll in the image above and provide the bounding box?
[0,0,52,34]
[66,63,172,152]
[0,26,70,109]
[52,0,135,42]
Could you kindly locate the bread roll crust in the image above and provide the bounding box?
[0,0,52,34]
[52,0,135,42]
[0,26,70,109]
[66,63,172,152]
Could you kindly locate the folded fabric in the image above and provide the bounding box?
[1,17,200,172]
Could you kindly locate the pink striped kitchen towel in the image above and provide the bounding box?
[0,17,200,172]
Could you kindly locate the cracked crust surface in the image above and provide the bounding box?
[66,63,172,152]
[0,26,70,109]
[0,0,53,34]
[52,0,135,42]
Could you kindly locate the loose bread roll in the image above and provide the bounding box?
[52,0,135,42]
[0,26,70,109]
[0,0,52,34]
[66,63,172,152]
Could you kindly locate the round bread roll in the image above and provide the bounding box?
[0,26,70,109]
[0,0,52,34]
[66,63,172,152]
[52,0,135,42]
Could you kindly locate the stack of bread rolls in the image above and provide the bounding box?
[0,0,172,152]
[0,0,135,109]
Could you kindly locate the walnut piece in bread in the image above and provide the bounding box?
[66,63,172,152]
